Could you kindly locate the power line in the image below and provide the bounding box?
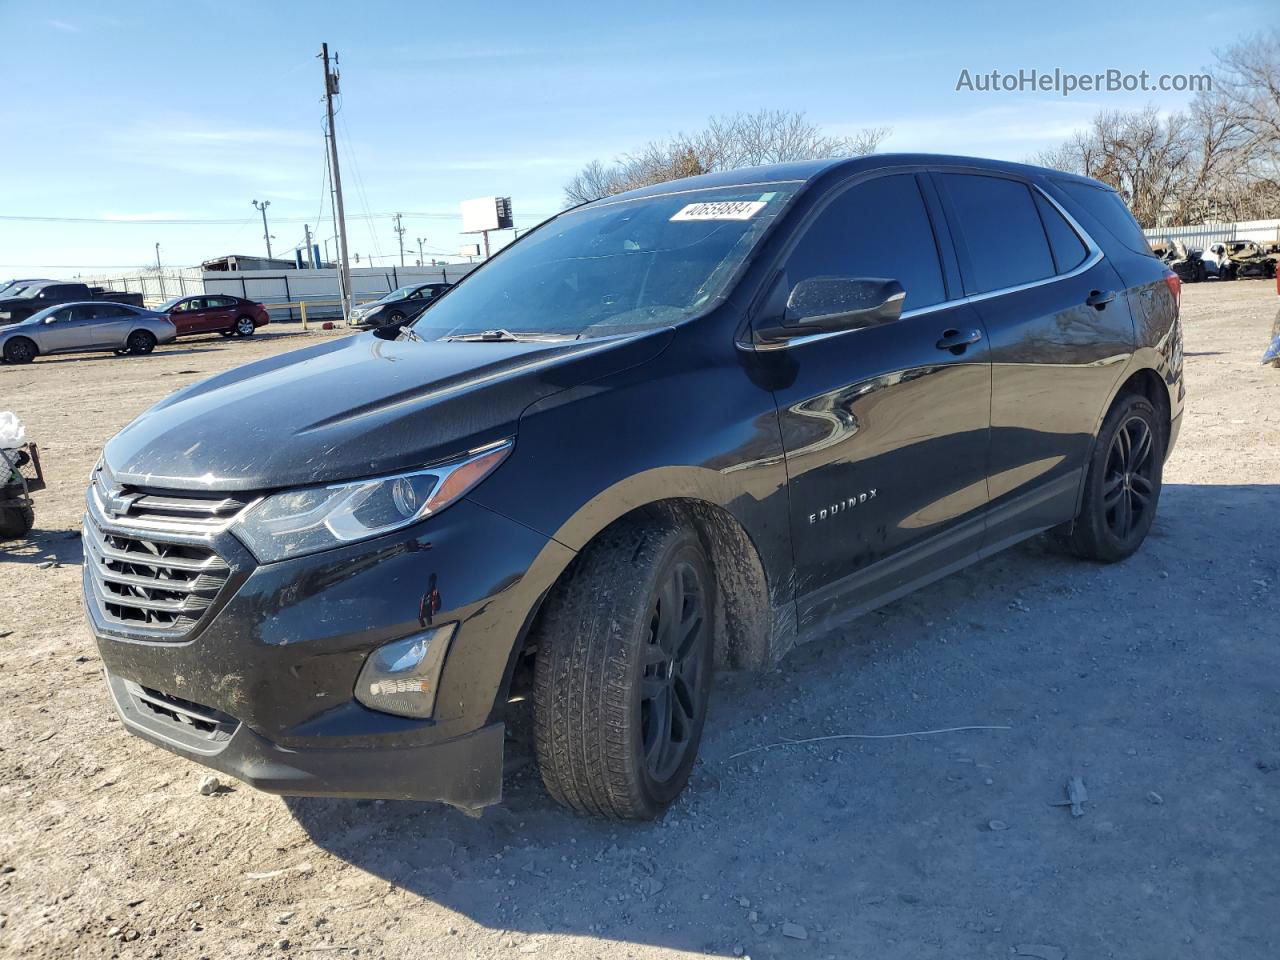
[0,211,554,225]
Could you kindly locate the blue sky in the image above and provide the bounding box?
[0,0,1253,278]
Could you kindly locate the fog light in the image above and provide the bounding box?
[354,623,456,719]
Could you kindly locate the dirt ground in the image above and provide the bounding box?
[1,283,1278,960]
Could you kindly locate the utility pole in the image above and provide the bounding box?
[393,213,406,267]
[154,242,161,271]
[416,237,425,267]
[321,42,353,321]
[252,199,273,259]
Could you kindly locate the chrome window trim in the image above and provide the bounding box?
[745,182,1104,352]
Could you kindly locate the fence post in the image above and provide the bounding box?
[300,301,308,330]
[283,274,293,322]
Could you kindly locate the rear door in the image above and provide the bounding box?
[88,303,138,347]
[766,171,992,626]
[203,296,238,331]
[932,171,1136,547]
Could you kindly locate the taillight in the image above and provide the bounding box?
[1164,272,1181,310]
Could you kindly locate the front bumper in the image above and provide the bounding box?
[105,672,505,810]
[86,496,574,810]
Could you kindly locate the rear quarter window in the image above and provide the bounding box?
[1054,180,1154,257]
[1034,193,1089,273]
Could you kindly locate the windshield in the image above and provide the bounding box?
[158,297,185,311]
[380,285,418,303]
[413,183,798,340]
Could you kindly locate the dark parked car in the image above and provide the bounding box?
[158,294,270,337]
[85,154,1183,819]
[348,282,451,328]
[0,281,144,325]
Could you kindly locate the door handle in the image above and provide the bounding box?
[1086,289,1115,309]
[935,328,983,354]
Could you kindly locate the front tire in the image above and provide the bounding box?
[1061,394,1164,562]
[126,330,156,355]
[3,337,37,364]
[532,517,715,819]
[0,506,34,540]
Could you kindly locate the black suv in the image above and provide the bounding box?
[85,155,1183,819]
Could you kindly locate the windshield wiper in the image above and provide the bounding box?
[444,329,577,343]
[395,325,425,343]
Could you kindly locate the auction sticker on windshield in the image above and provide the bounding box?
[670,200,768,221]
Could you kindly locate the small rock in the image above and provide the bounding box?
[988,819,1009,831]
[1125,748,1137,757]
[36,560,57,569]
[781,923,808,940]
[123,930,140,942]
[107,926,122,937]
[275,938,290,950]
[277,912,295,924]
[198,776,221,796]
[1147,791,1164,805]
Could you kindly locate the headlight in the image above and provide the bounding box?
[355,623,455,718]
[232,439,512,562]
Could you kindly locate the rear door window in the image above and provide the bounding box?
[785,174,946,311]
[1034,193,1089,273]
[1054,180,1154,257]
[938,174,1055,294]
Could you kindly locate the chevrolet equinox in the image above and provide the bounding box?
[84,155,1184,819]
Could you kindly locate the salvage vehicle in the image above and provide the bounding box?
[0,280,145,325]
[1223,240,1277,280]
[1,301,176,363]
[84,154,1183,819]
[348,282,451,329]
[1163,240,1211,283]
[158,294,270,338]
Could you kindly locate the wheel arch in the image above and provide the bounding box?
[498,486,782,715]
[2,334,39,361]
[1072,362,1171,517]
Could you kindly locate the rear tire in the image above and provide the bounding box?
[3,337,37,364]
[1061,394,1164,563]
[234,316,256,337]
[0,506,34,540]
[532,517,715,820]
[126,330,156,355]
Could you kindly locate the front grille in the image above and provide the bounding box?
[84,465,252,638]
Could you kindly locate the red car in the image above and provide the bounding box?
[159,295,269,338]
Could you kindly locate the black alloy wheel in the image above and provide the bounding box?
[1102,415,1157,541]
[640,558,709,782]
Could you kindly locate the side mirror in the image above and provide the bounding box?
[756,277,906,344]
[43,316,57,324]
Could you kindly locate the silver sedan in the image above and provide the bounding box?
[0,301,177,364]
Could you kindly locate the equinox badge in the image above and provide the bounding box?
[809,489,877,524]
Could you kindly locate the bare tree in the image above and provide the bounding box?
[1033,30,1280,226]
[564,110,890,205]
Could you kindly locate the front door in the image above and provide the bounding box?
[40,304,100,352]
[764,172,992,629]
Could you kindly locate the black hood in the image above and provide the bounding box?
[105,329,671,492]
